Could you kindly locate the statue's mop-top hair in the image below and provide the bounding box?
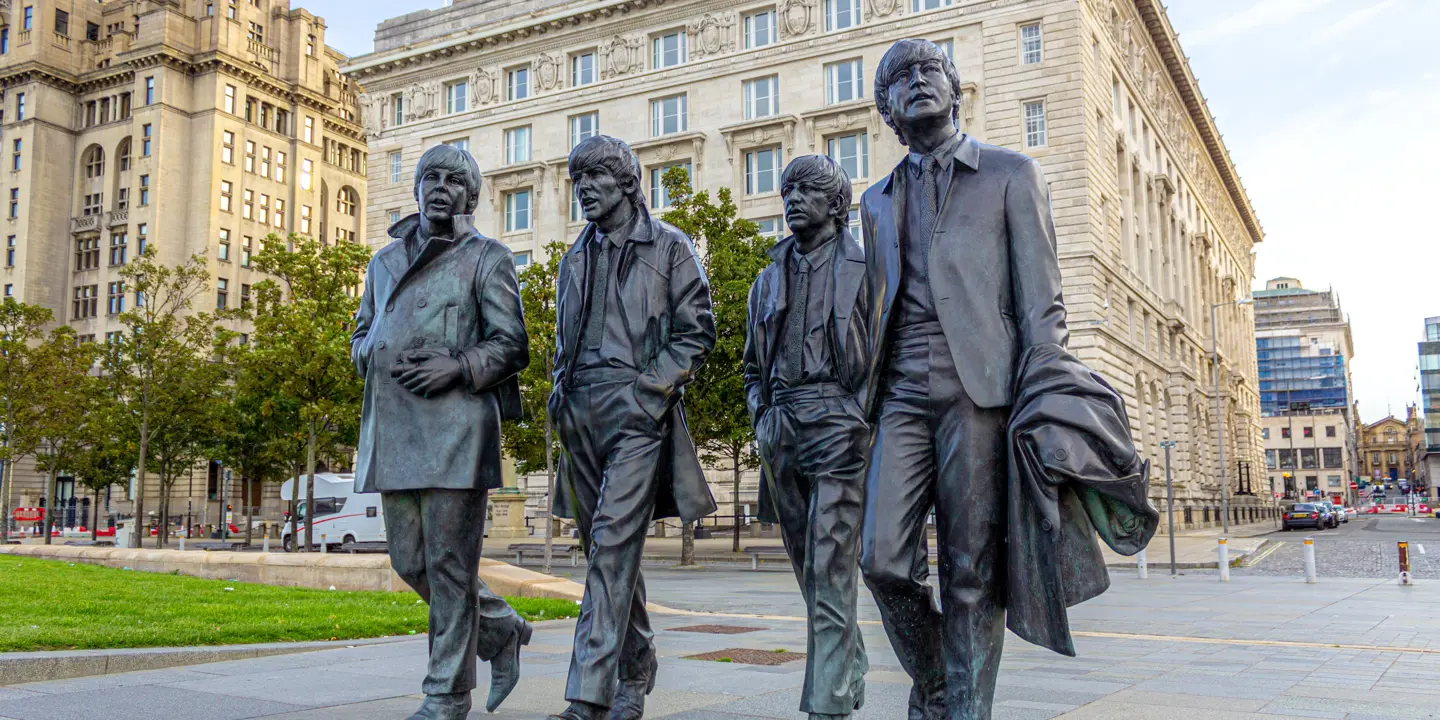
[781,155,853,234]
[568,134,647,210]
[874,38,965,146]
[414,144,483,215]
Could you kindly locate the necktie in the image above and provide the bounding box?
[920,155,939,239]
[784,256,811,380]
[583,240,610,350]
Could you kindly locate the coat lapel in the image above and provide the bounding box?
[561,224,594,374]
[832,229,864,326]
[388,214,471,299]
[758,236,793,381]
[880,161,907,327]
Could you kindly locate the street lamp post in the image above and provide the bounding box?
[1160,440,1178,575]
[1212,297,1253,535]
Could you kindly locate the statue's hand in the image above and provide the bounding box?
[392,349,462,397]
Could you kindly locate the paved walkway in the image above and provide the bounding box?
[5,569,1440,719]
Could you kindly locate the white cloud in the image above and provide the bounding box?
[1182,0,1338,47]
[1309,0,1400,44]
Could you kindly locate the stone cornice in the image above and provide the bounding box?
[718,114,799,156]
[480,161,548,209]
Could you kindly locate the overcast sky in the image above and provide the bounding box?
[314,1,1440,423]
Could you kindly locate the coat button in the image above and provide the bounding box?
[1041,518,1053,532]
[411,337,425,348]
[1053,448,1069,462]
[417,299,427,308]
[385,302,394,312]
[377,341,387,350]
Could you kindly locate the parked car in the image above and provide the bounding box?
[1326,502,1349,525]
[1282,503,1325,531]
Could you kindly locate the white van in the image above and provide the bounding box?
[279,473,385,552]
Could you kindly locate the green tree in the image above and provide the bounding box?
[0,299,52,541]
[215,337,300,547]
[502,241,565,572]
[660,166,774,557]
[29,326,100,544]
[249,233,369,551]
[105,246,223,548]
[69,394,135,541]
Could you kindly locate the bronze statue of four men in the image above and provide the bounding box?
[351,38,1157,720]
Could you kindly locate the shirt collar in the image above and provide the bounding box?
[907,130,967,175]
[595,213,649,249]
[792,235,836,271]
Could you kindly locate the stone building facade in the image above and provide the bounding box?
[1358,412,1422,499]
[345,0,1270,532]
[0,0,366,530]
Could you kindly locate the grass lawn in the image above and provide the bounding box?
[0,557,580,652]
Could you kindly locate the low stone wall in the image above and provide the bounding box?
[0,545,584,601]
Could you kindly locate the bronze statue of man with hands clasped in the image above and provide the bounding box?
[351,144,534,720]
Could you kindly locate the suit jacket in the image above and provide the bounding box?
[351,213,528,493]
[548,214,718,523]
[1005,342,1158,656]
[742,230,870,524]
[859,134,1069,412]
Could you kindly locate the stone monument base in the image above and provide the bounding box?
[487,490,530,539]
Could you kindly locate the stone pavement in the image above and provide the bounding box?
[6,570,1440,719]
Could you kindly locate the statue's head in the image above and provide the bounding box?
[567,134,645,223]
[414,143,482,222]
[781,154,852,238]
[874,39,963,146]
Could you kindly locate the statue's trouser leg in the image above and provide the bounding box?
[763,393,870,716]
[559,380,661,709]
[861,333,1007,720]
[382,488,525,695]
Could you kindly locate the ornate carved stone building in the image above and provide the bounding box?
[346,0,1270,530]
[0,0,366,529]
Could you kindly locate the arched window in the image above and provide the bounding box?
[116,137,132,172]
[337,186,357,216]
[84,145,105,179]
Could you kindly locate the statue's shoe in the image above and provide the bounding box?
[608,653,658,720]
[405,692,471,720]
[548,701,607,720]
[485,618,534,712]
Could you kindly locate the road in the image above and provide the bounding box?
[1238,513,1440,578]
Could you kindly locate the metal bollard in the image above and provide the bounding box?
[1217,538,1230,582]
[178,537,185,552]
[262,535,270,553]
[320,534,327,554]
[1137,547,1148,579]
[1399,540,1412,585]
[1304,538,1317,583]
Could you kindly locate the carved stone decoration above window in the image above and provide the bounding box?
[958,80,979,128]
[480,162,547,210]
[779,0,815,38]
[357,93,383,138]
[867,0,901,18]
[599,34,644,79]
[800,100,881,153]
[534,52,563,92]
[629,131,707,177]
[470,67,497,106]
[406,81,440,121]
[688,12,736,58]
[719,115,799,158]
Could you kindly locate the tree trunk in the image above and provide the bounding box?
[157,478,169,549]
[91,491,100,541]
[244,477,254,546]
[42,461,56,545]
[680,521,695,566]
[542,414,555,575]
[304,418,316,552]
[133,384,149,549]
[732,446,742,554]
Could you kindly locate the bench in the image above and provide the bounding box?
[743,545,789,570]
[508,543,583,567]
[340,541,389,554]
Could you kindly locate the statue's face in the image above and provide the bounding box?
[884,58,954,132]
[573,166,631,223]
[417,165,470,223]
[782,182,835,237]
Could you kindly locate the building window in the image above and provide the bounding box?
[649,162,690,209]
[391,93,404,126]
[138,175,150,206]
[75,237,100,270]
[653,30,687,68]
[137,224,147,254]
[2,285,9,298]
[569,184,583,224]
[847,207,860,238]
[825,59,864,104]
[1303,426,1314,438]
[933,38,954,60]
[241,235,252,267]
[82,193,103,216]
[1020,22,1043,64]
[743,76,779,120]
[223,85,236,114]
[5,236,13,267]
[390,152,403,183]
[109,233,127,266]
[242,189,253,219]
[220,181,232,212]
[244,141,255,172]
[11,139,20,171]
[504,190,531,232]
[754,217,782,240]
[16,92,25,121]
[305,34,315,56]
[913,0,950,10]
[240,283,251,309]
[275,151,286,183]
[300,159,313,190]
[1322,447,1342,468]
[337,187,357,216]
[106,281,125,314]
[504,126,532,165]
[144,76,155,105]
[303,116,315,144]
[824,0,861,32]
[744,9,776,49]
[1326,425,1336,438]
[745,147,782,195]
[273,198,285,228]
[141,123,152,156]
[1023,100,1047,147]
[247,21,263,42]
[73,285,98,319]
[257,194,268,224]
[388,210,402,226]
[300,205,311,234]
[1,28,8,55]
[571,52,595,87]
[651,95,688,137]
[1281,427,1291,439]
[22,6,31,30]
[82,145,104,178]
[53,8,68,35]
[221,131,235,164]
[507,66,530,101]
[445,80,469,114]
[1261,427,1270,440]
[260,147,271,178]
[118,186,130,209]
[445,138,470,153]
[8,189,18,218]
[216,278,228,309]
[569,112,599,149]
[826,133,868,180]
